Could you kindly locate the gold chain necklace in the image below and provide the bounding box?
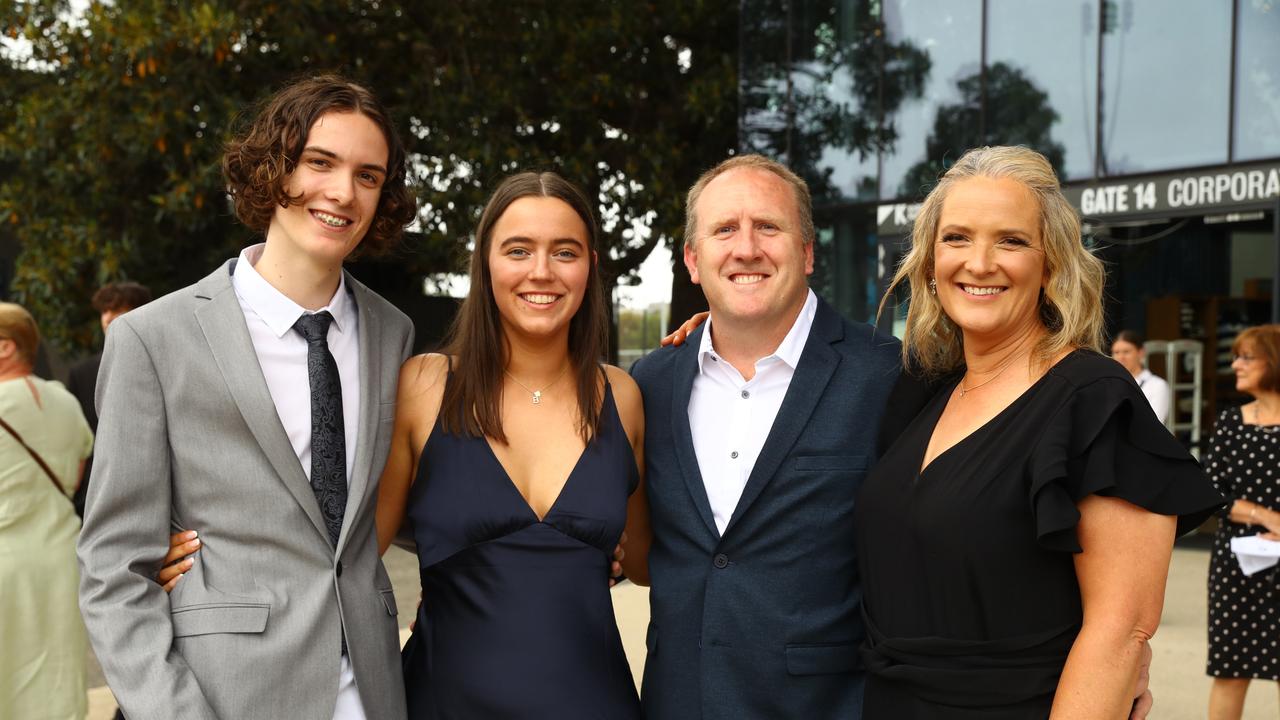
[958,352,1023,398]
[504,365,571,405]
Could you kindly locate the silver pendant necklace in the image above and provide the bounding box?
[505,365,570,405]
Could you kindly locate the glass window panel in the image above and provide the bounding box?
[987,0,1098,181]
[1234,0,1280,161]
[1099,0,1230,174]
[740,0,882,204]
[880,0,983,200]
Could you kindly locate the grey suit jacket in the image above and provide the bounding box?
[78,260,412,720]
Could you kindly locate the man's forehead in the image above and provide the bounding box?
[698,167,797,221]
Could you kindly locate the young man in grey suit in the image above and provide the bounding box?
[631,155,901,719]
[78,76,416,720]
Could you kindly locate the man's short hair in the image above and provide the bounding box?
[683,154,815,249]
[92,282,153,314]
[0,302,40,366]
[221,74,417,258]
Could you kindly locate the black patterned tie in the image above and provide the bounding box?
[294,311,347,548]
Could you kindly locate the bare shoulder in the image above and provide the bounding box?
[604,364,644,440]
[604,364,641,405]
[398,353,451,402]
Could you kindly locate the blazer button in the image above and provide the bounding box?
[335,561,344,578]
[713,554,729,569]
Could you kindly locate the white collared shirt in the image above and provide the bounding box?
[1136,368,1171,424]
[231,244,361,484]
[689,289,818,535]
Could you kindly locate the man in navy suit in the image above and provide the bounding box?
[631,155,901,719]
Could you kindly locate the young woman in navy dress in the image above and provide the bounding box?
[373,172,650,718]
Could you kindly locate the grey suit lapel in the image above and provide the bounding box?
[672,327,719,538]
[337,274,383,554]
[721,300,842,537]
[193,259,332,546]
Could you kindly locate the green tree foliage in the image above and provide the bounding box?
[616,305,667,354]
[1,0,737,354]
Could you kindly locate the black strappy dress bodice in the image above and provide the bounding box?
[401,380,641,719]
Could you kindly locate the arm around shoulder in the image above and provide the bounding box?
[606,365,651,586]
[376,353,448,555]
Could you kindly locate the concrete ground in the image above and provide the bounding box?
[86,540,1280,719]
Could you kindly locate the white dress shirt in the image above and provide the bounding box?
[1136,368,1171,424]
[231,244,365,720]
[232,244,361,485]
[689,290,818,535]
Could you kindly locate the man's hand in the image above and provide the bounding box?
[1129,639,1153,720]
[156,530,200,593]
[660,312,709,348]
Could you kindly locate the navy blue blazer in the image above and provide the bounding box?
[632,297,901,720]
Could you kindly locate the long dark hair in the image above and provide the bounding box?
[439,171,608,443]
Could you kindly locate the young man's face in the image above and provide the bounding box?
[267,111,389,268]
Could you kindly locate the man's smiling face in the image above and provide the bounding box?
[684,166,814,334]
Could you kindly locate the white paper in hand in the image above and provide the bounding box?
[1230,535,1280,576]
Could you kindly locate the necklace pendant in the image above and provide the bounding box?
[532,390,541,405]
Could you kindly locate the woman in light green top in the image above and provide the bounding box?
[0,302,93,720]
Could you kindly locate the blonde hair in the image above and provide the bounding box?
[684,154,815,248]
[0,302,40,367]
[881,146,1105,376]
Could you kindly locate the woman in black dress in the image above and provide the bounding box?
[1206,324,1280,719]
[856,146,1222,718]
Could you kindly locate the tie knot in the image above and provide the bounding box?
[294,311,334,343]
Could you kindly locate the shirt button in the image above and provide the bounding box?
[741,390,750,399]
[730,451,739,459]
[713,554,729,569]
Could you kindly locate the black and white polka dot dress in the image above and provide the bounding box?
[1207,407,1280,679]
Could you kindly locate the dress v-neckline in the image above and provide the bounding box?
[479,384,614,523]
[482,436,590,523]
[915,353,1073,477]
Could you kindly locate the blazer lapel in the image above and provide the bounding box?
[671,327,719,539]
[721,300,843,537]
[337,275,383,554]
[193,260,331,545]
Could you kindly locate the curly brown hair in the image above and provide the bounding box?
[221,74,416,257]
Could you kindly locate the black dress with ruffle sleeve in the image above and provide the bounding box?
[855,350,1222,719]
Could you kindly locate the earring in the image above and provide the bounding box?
[928,278,937,295]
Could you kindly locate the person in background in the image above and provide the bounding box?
[1205,324,1280,720]
[1110,329,1171,425]
[0,302,94,720]
[67,281,152,517]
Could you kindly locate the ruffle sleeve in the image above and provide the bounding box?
[1028,375,1224,553]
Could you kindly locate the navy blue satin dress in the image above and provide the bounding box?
[401,382,642,719]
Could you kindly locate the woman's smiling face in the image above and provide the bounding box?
[932,176,1048,345]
